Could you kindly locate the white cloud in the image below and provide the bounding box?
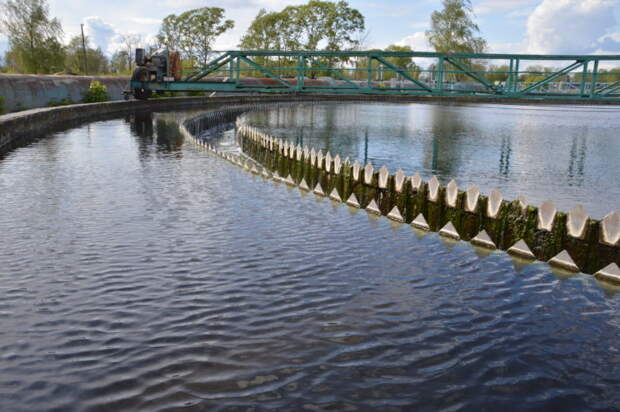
[160,0,298,10]
[508,8,534,18]
[488,41,526,54]
[596,32,620,52]
[48,0,302,55]
[125,17,162,25]
[397,32,435,68]
[398,31,431,51]
[526,0,620,54]
[83,16,119,54]
[83,16,155,55]
[0,37,8,62]
[476,0,538,15]
[29,0,620,68]
[409,22,428,30]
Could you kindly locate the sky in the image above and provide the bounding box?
[2,0,620,58]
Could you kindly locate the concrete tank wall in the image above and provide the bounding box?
[0,95,333,154]
[0,74,129,113]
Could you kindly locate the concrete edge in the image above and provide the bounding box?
[0,96,281,154]
[4,92,620,155]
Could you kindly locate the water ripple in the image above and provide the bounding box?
[0,114,619,411]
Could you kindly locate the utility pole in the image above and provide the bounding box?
[80,24,88,75]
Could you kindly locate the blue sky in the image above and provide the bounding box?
[2,0,620,57]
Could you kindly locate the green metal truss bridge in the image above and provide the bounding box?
[130,50,620,101]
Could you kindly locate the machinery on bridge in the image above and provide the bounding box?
[128,48,620,101]
[130,48,182,99]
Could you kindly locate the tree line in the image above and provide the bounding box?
[0,0,133,74]
[2,0,617,84]
[0,0,489,76]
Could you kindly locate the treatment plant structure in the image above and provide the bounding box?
[129,49,620,102]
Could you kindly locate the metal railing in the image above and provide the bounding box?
[132,50,620,101]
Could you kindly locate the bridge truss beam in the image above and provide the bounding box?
[130,50,620,101]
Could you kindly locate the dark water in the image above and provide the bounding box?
[244,102,620,218]
[1,111,620,411]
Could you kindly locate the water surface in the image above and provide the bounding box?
[1,112,620,411]
[244,102,620,218]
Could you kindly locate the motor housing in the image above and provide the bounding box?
[130,49,182,99]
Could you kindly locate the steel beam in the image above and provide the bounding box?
[444,57,498,93]
[226,50,620,61]
[596,78,620,95]
[305,56,360,89]
[129,79,620,101]
[132,50,620,101]
[374,56,432,92]
[297,54,305,92]
[590,60,599,99]
[238,55,293,89]
[437,56,445,94]
[185,52,231,81]
[599,81,620,96]
[513,59,520,92]
[579,61,589,96]
[519,61,583,94]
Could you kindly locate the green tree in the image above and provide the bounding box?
[426,0,486,54]
[157,7,234,67]
[110,50,129,74]
[180,8,234,66]
[302,0,364,52]
[487,64,509,83]
[65,35,109,74]
[238,9,297,76]
[240,1,364,52]
[521,66,551,83]
[239,9,298,51]
[239,0,364,76]
[87,48,109,74]
[426,0,486,81]
[598,68,620,83]
[157,14,183,50]
[0,0,65,73]
[382,45,421,81]
[384,45,413,68]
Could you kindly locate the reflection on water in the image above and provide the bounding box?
[126,111,186,156]
[1,113,620,411]
[244,102,620,218]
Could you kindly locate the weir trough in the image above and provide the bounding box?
[2,95,618,282]
[232,117,619,277]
